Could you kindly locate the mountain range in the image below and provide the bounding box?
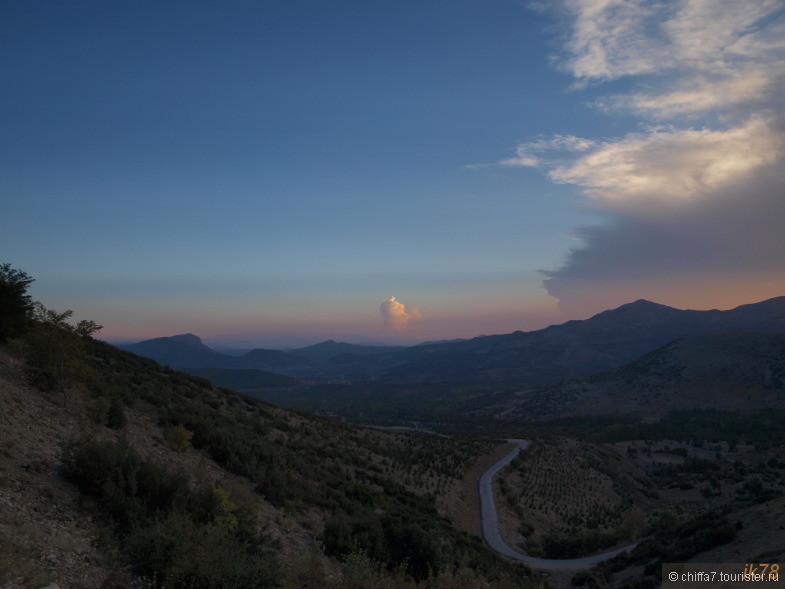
[119,335,403,381]
[118,296,785,386]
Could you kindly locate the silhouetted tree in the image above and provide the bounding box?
[0,263,35,343]
[26,302,102,407]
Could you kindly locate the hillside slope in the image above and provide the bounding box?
[484,333,785,421]
[1,349,119,588]
[1,335,540,588]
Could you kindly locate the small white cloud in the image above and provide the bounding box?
[499,134,597,168]
[379,296,422,331]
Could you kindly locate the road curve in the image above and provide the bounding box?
[479,439,639,570]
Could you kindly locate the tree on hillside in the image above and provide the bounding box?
[26,302,103,408]
[0,263,104,407]
[0,263,35,343]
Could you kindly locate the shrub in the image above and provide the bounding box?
[106,395,127,429]
[164,424,194,452]
[126,511,278,589]
[61,435,280,587]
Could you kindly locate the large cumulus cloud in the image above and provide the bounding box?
[506,0,785,315]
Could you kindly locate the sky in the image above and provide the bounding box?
[3,1,784,347]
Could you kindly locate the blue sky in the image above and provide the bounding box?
[3,1,784,346]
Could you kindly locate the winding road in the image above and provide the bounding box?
[479,439,639,570]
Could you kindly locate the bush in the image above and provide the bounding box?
[541,530,620,559]
[61,435,280,587]
[88,395,126,429]
[106,395,127,429]
[571,571,599,587]
[126,511,278,589]
[164,424,194,452]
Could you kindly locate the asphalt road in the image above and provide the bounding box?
[479,439,639,570]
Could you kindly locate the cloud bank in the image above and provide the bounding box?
[508,0,785,315]
[379,296,422,331]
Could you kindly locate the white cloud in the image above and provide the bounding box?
[499,1,785,315]
[542,0,785,203]
[560,0,785,117]
[379,296,422,331]
[499,134,597,168]
[548,116,784,204]
[563,0,665,82]
[605,70,774,118]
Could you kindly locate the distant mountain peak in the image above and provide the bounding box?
[299,339,343,350]
[170,333,203,344]
[589,299,677,321]
[129,333,206,347]
[621,299,670,309]
[596,298,682,317]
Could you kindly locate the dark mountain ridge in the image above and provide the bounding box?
[119,336,397,379]
[289,339,406,360]
[382,296,785,383]
[119,296,785,384]
[119,333,224,369]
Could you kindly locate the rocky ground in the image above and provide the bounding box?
[0,349,119,588]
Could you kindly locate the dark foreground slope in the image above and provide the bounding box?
[481,332,785,422]
[1,331,541,588]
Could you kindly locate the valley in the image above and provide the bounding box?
[2,284,785,588]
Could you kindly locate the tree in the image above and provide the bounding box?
[0,263,35,343]
[32,303,103,339]
[165,424,195,452]
[26,302,103,407]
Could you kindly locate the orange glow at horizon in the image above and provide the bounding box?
[555,273,785,320]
